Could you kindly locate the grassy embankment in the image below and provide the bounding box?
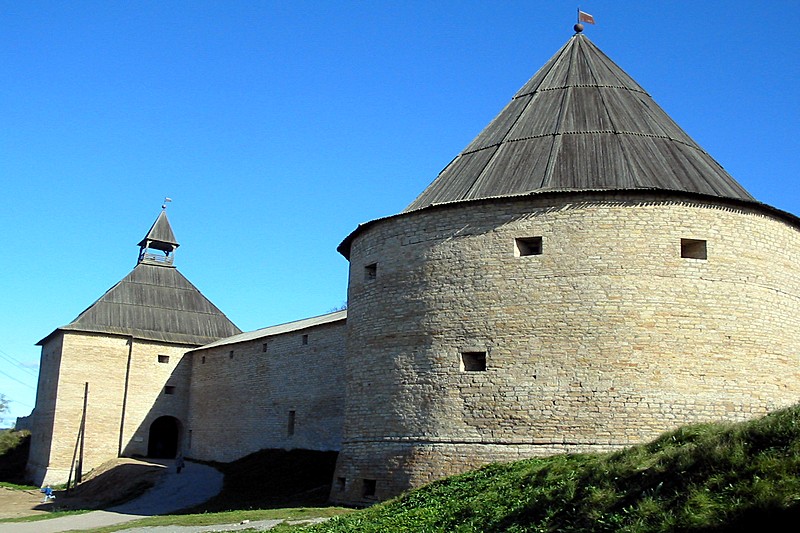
[303,404,800,532]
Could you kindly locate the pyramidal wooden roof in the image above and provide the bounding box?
[39,212,240,347]
[405,32,754,211]
[47,263,241,346]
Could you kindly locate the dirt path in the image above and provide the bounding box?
[0,486,53,520]
[89,517,331,532]
[1,459,223,533]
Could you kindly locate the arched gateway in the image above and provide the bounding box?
[148,416,181,459]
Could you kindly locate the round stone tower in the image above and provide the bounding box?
[331,33,800,505]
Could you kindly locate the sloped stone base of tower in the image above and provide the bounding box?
[332,391,796,505]
[330,440,625,505]
[25,463,71,489]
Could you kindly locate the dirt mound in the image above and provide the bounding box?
[56,458,166,510]
[187,449,338,512]
[0,458,166,519]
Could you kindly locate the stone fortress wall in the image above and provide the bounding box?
[330,191,800,504]
[26,333,64,485]
[27,313,346,486]
[119,338,193,458]
[28,332,192,486]
[187,315,346,463]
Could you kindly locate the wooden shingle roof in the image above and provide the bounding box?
[137,210,179,252]
[405,33,754,211]
[39,262,241,347]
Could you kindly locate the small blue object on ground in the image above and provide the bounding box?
[40,485,56,502]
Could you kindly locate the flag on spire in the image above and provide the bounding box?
[578,10,595,24]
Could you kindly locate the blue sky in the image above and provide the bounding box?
[1,1,798,425]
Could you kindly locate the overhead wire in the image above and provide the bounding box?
[8,397,33,409]
[0,347,39,378]
[0,367,35,390]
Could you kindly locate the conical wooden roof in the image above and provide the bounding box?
[405,33,753,211]
[41,263,241,346]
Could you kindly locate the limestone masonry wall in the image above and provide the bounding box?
[331,192,800,504]
[30,333,129,485]
[26,333,63,484]
[28,332,193,485]
[119,339,192,458]
[187,319,346,463]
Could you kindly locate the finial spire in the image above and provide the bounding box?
[162,197,172,210]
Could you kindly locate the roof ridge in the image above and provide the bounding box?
[456,130,721,153]
[541,38,579,189]
[531,84,649,93]
[89,300,230,317]
[460,35,574,202]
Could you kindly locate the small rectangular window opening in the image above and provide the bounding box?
[362,479,377,498]
[302,334,309,346]
[164,385,176,395]
[229,350,234,359]
[288,410,296,436]
[201,355,206,364]
[157,355,169,364]
[681,239,707,260]
[336,477,346,492]
[364,263,377,280]
[461,351,487,372]
[515,236,543,257]
[262,343,268,353]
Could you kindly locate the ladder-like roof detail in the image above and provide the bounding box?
[405,33,754,212]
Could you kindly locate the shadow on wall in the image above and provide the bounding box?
[118,353,191,462]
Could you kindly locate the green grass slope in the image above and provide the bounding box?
[306,404,800,532]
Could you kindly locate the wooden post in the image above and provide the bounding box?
[118,336,134,456]
[66,382,89,492]
[76,382,88,484]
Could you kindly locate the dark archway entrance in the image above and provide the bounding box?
[147,416,180,458]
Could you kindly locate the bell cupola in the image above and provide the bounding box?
[137,200,180,266]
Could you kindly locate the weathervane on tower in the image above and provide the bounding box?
[575,8,595,33]
[162,197,172,210]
